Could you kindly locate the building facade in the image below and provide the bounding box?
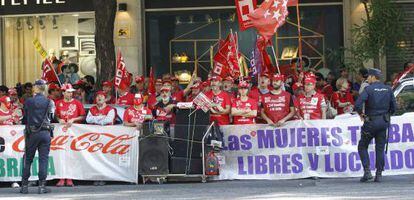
[0,0,412,86]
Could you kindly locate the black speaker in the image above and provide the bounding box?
[139,135,169,175]
[170,125,207,158]
[169,157,203,175]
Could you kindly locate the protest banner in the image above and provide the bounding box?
[217,114,414,180]
[0,124,139,183]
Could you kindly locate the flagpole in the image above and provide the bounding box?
[45,58,63,86]
[296,1,303,71]
[270,45,281,74]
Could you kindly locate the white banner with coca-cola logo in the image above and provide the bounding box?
[0,124,139,183]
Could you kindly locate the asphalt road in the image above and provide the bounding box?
[1,175,414,200]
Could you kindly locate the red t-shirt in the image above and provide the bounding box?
[147,93,160,110]
[89,105,116,124]
[231,97,257,125]
[331,91,354,114]
[249,87,269,124]
[154,100,176,123]
[320,83,334,101]
[0,109,14,125]
[123,106,152,124]
[297,92,326,120]
[172,90,185,102]
[261,91,293,123]
[206,91,231,125]
[56,99,86,122]
[116,92,135,106]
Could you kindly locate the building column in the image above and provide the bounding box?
[115,0,145,76]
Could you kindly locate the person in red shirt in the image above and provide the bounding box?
[249,73,270,101]
[164,75,195,102]
[48,83,62,105]
[0,96,20,125]
[249,73,271,124]
[116,82,135,106]
[332,78,355,115]
[297,74,327,120]
[55,83,86,187]
[123,93,153,128]
[223,76,234,93]
[202,81,211,94]
[147,79,163,109]
[186,83,202,102]
[73,80,89,104]
[86,91,116,126]
[206,76,231,125]
[261,74,295,126]
[153,87,176,123]
[8,89,23,124]
[171,76,181,92]
[231,81,257,125]
[102,81,116,104]
[131,75,145,94]
[315,73,334,101]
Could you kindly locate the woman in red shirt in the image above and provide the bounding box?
[331,78,354,115]
[231,81,257,125]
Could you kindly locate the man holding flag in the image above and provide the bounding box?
[114,50,135,106]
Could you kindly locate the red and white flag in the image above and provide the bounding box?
[218,33,241,78]
[114,51,131,89]
[42,59,59,83]
[235,0,257,31]
[248,0,289,41]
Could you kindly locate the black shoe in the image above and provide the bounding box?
[374,171,382,182]
[38,180,51,194]
[20,185,29,194]
[20,180,29,194]
[360,169,373,182]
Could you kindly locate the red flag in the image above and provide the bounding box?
[393,64,414,88]
[114,51,131,89]
[42,59,59,83]
[148,67,156,95]
[217,34,241,78]
[261,49,274,74]
[287,0,298,6]
[235,0,258,31]
[248,0,289,41]
[213,50,231,78]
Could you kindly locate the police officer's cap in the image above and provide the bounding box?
[367,68,382,77]
[34,79,47,86]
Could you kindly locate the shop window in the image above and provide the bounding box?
[2,13,95,87]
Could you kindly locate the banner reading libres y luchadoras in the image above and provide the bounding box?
[217,114,414,180]
[0,124,139,183]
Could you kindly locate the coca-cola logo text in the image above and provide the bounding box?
[12,132,135,155]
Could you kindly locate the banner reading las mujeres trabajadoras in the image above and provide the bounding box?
[217,114,414,180]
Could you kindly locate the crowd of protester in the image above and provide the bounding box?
[1,60,413,188]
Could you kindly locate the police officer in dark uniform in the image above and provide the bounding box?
[355,68,396,183]
[20,80,54,194]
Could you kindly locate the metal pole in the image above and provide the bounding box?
[271,46,281,74]
[296,2,303,71]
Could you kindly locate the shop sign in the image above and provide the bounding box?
[0,0,93,16]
